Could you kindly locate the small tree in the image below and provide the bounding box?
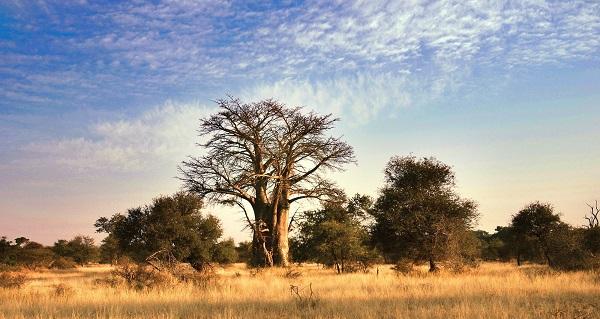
[371,156,479,272]
[0,237,54,268]
[16,241,53,268]
[53,236,99,265]
[510,202,561,266]
[95,192,228,270]
[491,226,543,265]
[292,195,380,273]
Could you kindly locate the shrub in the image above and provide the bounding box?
[0,272,26,289]
[93,276,124,288]
[112,262,174,290]
[547,225,599,271]
[50,257,77,269]
[392,259,414,275]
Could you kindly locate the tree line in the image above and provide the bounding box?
[1,97,598,272]
[1,235,99,269]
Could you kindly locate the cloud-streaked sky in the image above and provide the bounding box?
[1,0,599,244]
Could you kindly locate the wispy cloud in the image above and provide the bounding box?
[242,73,413,125]
[1,0,598,112]
[17,102,212,172]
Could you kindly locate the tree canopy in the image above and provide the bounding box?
[371,156,479,272]
[510,202,561,266]
[95,192,234,270]
[291,194,380,273]
[180,97,354,266]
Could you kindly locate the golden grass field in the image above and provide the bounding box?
[1,262,599,319]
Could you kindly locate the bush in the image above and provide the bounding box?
[0,272,26,289]
[547,225,599,271]
[93,276,124,288]
[211,238,238,264]
[112,262,174,290]
[392,259,414,275]
[342,261,374,273]
[50,257,77,269]
[584,227,600,255]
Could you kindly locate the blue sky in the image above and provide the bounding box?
[1,0,599,244]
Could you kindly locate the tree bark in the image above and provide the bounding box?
[273,206,290,266]
[250,201,290,267]
[544,250,552,267]
[250,200,275,267]
[429,256,438,272]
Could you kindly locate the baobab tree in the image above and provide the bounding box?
[179,97,354,266]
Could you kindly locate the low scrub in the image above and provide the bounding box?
[50,257,77,269]
[392,259,414,275]
[0,271,27,289]
[112,262,175,290]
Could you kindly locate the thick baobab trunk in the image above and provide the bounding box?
[251,229,273,267]
[250,201,290,267]
[273,206,290,266]
[250,201,275,267]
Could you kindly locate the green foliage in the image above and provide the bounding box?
[235,241,252,264]
[583,227,600,255]
[98,234,120,264]
[510,202,561,265]
[50,257,78,269]
[95,192,229,268]
[546,224,598,271]
[52,236,99,265]
[0,236,54,268]
[292,194,381,273]
[211,238,238,264]
[484,226,544,265]
[474,230,504,261]
[112,262,174,290]
[371,156,479,272]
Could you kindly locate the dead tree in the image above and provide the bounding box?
[585,200,599,228]
[180,97,354,266]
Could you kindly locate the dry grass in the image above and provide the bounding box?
[0,262,599,318]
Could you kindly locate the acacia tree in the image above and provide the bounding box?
[291,194,380,273]
[510,202,561,266]
[371,156,479,272]
[179,98,354,266]
[95,192,228,270]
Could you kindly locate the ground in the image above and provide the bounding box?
[1,262,599,319]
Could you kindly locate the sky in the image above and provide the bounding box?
[1,0,599,245]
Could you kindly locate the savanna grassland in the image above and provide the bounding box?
[1,263,599,319]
